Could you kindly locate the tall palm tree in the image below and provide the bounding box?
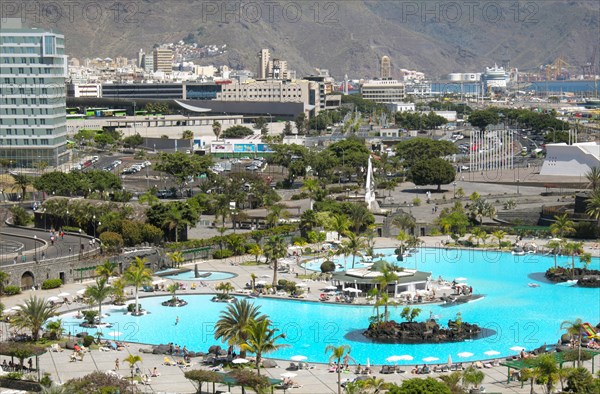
[341,232,367,269]
[11,296,58,340]
[138,191,160,206]
[391,213,416,233]
[561,318,585,367]
[585,166,600,191]
[550,214,575,239]
[212,120,222,141]
[264,235,287,287]
[265,204,288,228]
[241,319,288,375]
[162,205,190,243]
[122,257,152,316]
[347,203,372,233]
[10,173,32,201]
[325,344,352,394]
[95,260,118,280]
[330,213,350,240]
[546,239,563,268]
[85,277,113,326]
[563,241,584,278]
[214,299,266,358]
[301,178,320,210]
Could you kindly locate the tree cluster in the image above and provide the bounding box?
[33,170,122,197]
[222,125,254,139]
[394,111,448,130]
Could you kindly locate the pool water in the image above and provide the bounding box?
[59,248,600,365]
[163,271,236,281]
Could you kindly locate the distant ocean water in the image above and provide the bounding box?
[524,80,598,93]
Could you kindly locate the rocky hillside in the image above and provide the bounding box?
[19,0,600,79]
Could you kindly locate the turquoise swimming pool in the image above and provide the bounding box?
[163,270,236,281]
[60,248,600,365]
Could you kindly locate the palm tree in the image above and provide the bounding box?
[462,366,485,391]
[563,241,584,278]
[391,213,416,233]
[550,214,575,239]
[10,173,32,201]
[265,204,288,228]
[340,232,366,269]
[214,299,266,358]
[241,319,288,375]
[301,178,320,210]
[585,190,600,220]
[325,344,352,394]
[250,273,257,291]
[439,371,463,394]
[212,120,222,141]
[95,260,118,280]
[534,353,560,393]
[561,318,585,367]
[215,281,234,297]
[264,235,287,287]
[122,257,152,316]
[491,230,507,249]
[248,244,263,264]
[138,191,160,206]
[519,367,539,394]
[585,166,600,191]
[162,205,191,243]
[123,354,143,385]
[10,296,58,340]
[167,282,180,304]
[547,239,563,268]
[374,293,397,323]
[85,277,113,326]
[329,213,350,240]
[347,203,371,233]
[167,251,185,268]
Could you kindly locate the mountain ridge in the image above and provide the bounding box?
[16,0,600,79]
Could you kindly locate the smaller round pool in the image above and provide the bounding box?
[163,270,236,281]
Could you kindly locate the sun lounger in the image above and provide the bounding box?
[288,362,299,371]
[140,374,151,385]
[328,365,337,373]
[209,364,223,372]
[163,357,176,366]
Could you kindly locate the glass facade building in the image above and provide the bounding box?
[0,19,68,167]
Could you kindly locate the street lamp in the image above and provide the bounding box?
[93,215,96,239]
[34,235,38,262]
[516,178,520,195]
[65,209,69,229]
[453,181,457,199]
[78,229,82,260]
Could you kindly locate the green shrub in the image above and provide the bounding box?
[320,260,336,273]
[213,249,233,259]
[10,205,32,226]
[127,303,141,313]
[81,310,98,325]
[142,223,163,244]
[99,231,124,252]
[304,247,313,254]
[121,220,143,246]
[3,285,21,295]
[63,226,82,233]
[412,197,422,206]
[41,278,62,290]
[83,335,95,347]
[6,372,23,380]
[429,228,442,236]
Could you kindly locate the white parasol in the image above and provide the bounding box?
[423,357,439,362]
[232,358,249,364]
[57,292,70,297]
[484,350,501,356]
[290,355,308,362]
[280,372,298,378]
[457,352,474,358]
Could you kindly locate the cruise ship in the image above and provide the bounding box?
[482,64,508,91]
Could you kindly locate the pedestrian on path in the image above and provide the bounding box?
[114,358,119,370]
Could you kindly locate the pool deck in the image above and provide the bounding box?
[1,236,599,393]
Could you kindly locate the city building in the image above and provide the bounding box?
[153,47,173,73]
[0,19,69,167]
[257,48,270,79]
[67,83,102,98]
[360,79,405,103]
[385,102,415,112]
[381,55,391,79]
